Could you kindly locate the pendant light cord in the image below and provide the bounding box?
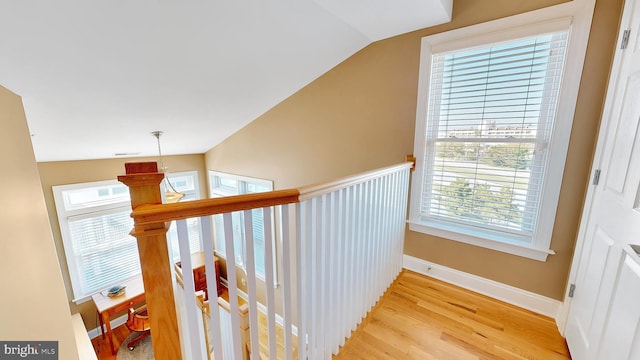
[152,131,181,194]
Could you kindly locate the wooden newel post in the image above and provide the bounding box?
[118,162,182,360]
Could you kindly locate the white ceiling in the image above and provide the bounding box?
[0,0,452,162]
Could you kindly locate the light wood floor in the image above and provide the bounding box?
[92,325,132,360]
[335,270,571,360]
[93,270,570,359]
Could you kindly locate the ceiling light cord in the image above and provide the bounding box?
[151,130,165,172]
[151,131,182,196]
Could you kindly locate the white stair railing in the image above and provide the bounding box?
[123,161,412,360]
[294,166,410,359]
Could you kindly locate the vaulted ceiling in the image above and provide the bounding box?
[0,0,452,161]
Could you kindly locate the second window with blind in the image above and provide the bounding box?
[410,14,588,261]
[209,171,275,280]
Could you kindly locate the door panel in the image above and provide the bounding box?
[566,226,624,360]
[572,227,614,339]
[565,0,640,358]
[606,73,640,197]
[597,253,640,359]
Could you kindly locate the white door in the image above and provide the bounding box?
[564,0,640,358]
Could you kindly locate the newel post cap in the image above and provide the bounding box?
[117,162,165,209]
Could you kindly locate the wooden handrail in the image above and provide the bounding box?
[297,161,413,201]
[131,189,300,226]
[128,161,413,225]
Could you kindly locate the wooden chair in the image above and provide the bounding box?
[125,304,151,351]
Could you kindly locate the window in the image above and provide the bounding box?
[165,171,202,261]
[54,171,201,302]
[209,171,274,279]
[410,11,591,261]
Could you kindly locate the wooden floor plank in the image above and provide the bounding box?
[334,270,571,360]
[93,270,570,360]
[91,325,132,360]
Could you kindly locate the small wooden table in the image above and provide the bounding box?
[91,275,146,355]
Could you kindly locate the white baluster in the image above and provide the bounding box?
[176,219,205,359]
[222,212,243,359]
[263,207,278,359]
[400,170,410,272]
[317,194,329,359]
[328,192,337,355]
[219,306,234,360]
[372,177,382,301]
[336,189,345,354]
[296,202,307,360]
[364,180,374,313]
[354,183,364,330]
[344,186,355,339]
[308,198,320,359]
[200,215,224,359]
[280,205,294,360]
[380,175,389,288]
[242,209,259,360]
[392,171,400,276]
[383,174,392,289]
[390,172,400,279]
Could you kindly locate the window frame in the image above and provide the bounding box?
[54,171,201,303]
[165,171,203,262]
[208,170,277,283]
[409,3,594,261]
[54,179,136,303]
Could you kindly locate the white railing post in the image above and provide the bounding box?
[263,207,278,359]
[176,219,205,360]
[242,209,259,360]
[280,205,294,360]
[320,194,329,360]
[222,213,244,359]
[296,201,307,360]
[200,215,224,359]
[334,190,343,353]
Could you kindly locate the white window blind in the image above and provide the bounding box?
[421,30,568,243]
[67,206,138,298]
[54,171,201,302]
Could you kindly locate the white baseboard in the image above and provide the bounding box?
[555,296,571,336]
[402,255,562,320]
[87,314,128,339]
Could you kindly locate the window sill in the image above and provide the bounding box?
[73,295,93,305]
[408,219,554,262]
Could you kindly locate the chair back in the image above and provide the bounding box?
[126,305,150,332]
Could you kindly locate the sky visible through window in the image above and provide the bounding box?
[435,34,562,137]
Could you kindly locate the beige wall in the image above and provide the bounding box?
[0,85,79,359]
[37,154,206,330]
[205,0,623,300]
